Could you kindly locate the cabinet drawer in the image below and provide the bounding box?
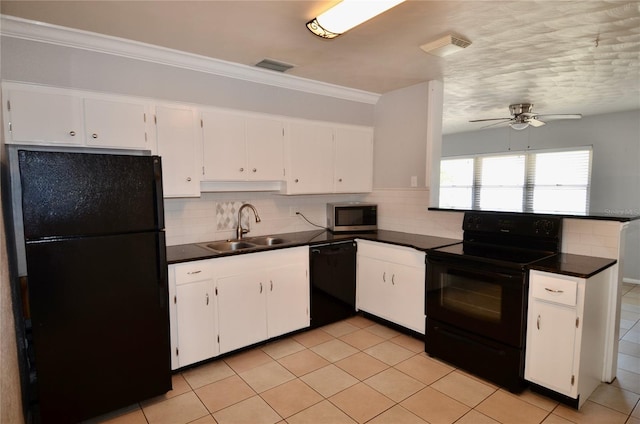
[174,261,211,285]
[530,272,578,306]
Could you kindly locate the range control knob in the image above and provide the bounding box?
[534,219,555,235]
[465,215,482,230]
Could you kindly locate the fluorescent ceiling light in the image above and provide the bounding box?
[307,0,406,39]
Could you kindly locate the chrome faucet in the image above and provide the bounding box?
[236,203,261,240]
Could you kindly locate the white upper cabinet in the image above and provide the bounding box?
[201,109,246,180]
[155,105,201,198]
[5,88,84,146]
[4,83,149,150]
[245,116,285,180]
[283,121,374,195]
[334,126,373,193]
[201,109,284,182]
[84,98,148,150]
[284,121,334,194]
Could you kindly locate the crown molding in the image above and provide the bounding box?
[0,15,380,105]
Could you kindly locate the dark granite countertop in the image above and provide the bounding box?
[166,229,461,264]
[428,207,640,222]
[528,253,617,279]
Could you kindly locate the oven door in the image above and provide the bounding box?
[426,255,526,348]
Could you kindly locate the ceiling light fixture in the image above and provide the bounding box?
[306,0,406,39]
[510,122,530,130]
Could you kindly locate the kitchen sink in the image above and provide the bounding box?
[198,236,293,253]
[201,240,257,252]
[246,236,291,246]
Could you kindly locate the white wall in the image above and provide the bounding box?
[442,111,640,282]
[373,82,429,188]
[0,37,375,127]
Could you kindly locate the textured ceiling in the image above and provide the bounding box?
[2,0,639,134]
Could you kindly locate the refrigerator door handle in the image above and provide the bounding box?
[153,156,166,230]
[157,231,169,309]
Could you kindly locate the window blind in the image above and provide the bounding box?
[439,147,592,214]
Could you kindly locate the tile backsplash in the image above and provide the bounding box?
[163,188,463,246]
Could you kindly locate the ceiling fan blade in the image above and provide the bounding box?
[527,118,546,127]
[469,117,511,123]
[480,120,512,129]
[535,114,582,121]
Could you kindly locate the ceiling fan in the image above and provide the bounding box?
[469,104,582,130]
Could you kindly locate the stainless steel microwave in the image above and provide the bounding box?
[326,202,377,233]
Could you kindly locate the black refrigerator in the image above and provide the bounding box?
[18,150,172,423]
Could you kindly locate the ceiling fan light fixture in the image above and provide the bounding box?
[420,34,472,57]
[306,0,406,39]
[510,122,530,131]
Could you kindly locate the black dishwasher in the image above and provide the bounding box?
[309,241,357,328]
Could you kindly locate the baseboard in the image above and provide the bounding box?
[623,277,640,285]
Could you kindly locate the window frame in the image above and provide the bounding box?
[439,146,592,213]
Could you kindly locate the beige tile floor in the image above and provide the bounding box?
[86,283,640,424]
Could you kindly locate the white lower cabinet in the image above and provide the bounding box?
[216,269,269,354]
[356,240,425,334]
[169,260,217,369]
[525,269,610,408]
[216,247,310,354]
[168,247,309,369]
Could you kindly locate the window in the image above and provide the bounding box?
[439,147,592,214]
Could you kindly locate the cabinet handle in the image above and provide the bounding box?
[537,314,541,330]
[187,270,201,275]
[186,177,192,182]
[259,282,263,293]
[270,280,273,291]
[92,133,98,139]
[383,272,386,282]
[239,167,244,172]
[69,130,76,136]
[544,288,564,293]
[294,179,299,183]
[392,274,395,285]
[206,293,210,305]
[252,168,257,173]
[338,178,343,182]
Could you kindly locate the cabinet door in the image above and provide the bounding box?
[175,280,218,367]
[201,109,247,180]
[7,89,83,145]
[84,98,148,150]
[216,272,267,354]
[246,116,284,181]
[334,127,373,193]
[155,105,200,197]
[387,263,425,333]
[525,299,577,395]
[267,262,310,338]
[357,256,391,319]
[285,121,334,194]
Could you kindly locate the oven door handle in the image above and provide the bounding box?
[427,256,521,280]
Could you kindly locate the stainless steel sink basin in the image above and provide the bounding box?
[201,240,257,252]
[198,235,292,253]
[247,236,291,246]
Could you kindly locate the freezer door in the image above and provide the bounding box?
[18,150,164,240]
[26,231,171,423]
